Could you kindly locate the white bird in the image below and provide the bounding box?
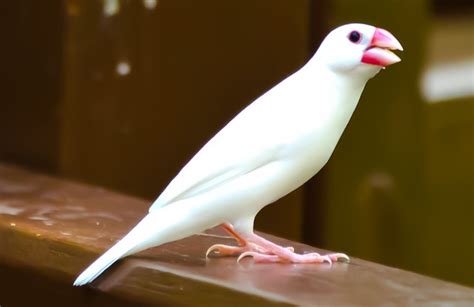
[74,23,403,286]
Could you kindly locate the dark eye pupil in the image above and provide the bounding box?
[349,31,361,43]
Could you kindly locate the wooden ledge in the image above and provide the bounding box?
[0,164,473,306]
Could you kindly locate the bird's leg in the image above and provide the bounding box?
[222,223,247,246]
[206,223,294,257]
[237,233,350,264]
[206,223,268,257]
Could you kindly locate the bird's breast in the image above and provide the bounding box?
[278,94,360,177]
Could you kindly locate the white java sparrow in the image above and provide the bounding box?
[74,23,403,286]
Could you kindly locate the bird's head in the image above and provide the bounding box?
[314,23,403,79]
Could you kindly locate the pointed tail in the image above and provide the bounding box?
[73,212,162,286]
[73,237,131,286]
[73,203,210,286]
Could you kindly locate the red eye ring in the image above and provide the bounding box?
[348,31,362,44]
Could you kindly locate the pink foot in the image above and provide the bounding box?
[238,233,350,264]
[206,242,294,257]
[206,244,247,257]
[208,223,349,264]
[238,251,349,264]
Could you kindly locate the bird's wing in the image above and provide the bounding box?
[148,96,287,212]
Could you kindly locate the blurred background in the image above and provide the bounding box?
[0,0,472,286]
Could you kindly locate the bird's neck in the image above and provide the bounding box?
[303,61,368,111]
[303,60,369,141]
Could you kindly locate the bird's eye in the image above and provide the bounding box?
[348,31,361,43]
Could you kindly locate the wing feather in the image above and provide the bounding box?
[148,69,305,212]
[149,98,285,212]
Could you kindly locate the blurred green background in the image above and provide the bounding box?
[0,0,472,286]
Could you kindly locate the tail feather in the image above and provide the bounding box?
[73,204,208,286]
[73,235,133,286]
[73,212,159,286]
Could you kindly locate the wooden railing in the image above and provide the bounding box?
[0,164,472,306]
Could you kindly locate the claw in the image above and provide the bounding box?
[205,244,220,257]
[321,255,332,264]
[329,253,350,262]
[206,244,242,257]
[237,251,254,262]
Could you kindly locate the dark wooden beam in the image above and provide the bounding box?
[0,164,472,306]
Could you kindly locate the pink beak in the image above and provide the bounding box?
[361,28,403,67]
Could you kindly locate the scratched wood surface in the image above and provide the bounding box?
[0,164,472,306]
